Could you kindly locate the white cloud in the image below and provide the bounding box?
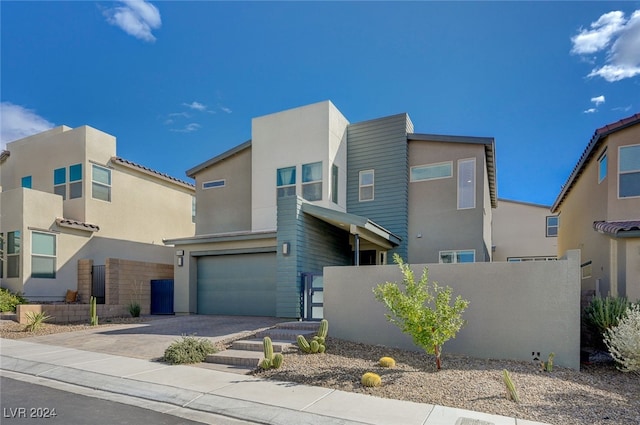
[104,1,161,43]
[170,123,201,133]
[1,102,54,148]
[572,10,640,82]
[613,105,632,112]
[583,108,597,114]
[183,101,207,111]
[219,106,232,114]
[591,95,605,105]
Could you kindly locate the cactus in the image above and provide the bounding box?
[502,369,519,402]
[263,337,274,360]
[379,356,396,368]
[297,335,311,353]
[317,319,328,338]
[89,296,98,326]
[542,352,555,372]
[361,372,382,387]
[318,344,326,354]
[260,358,272,370]
[272,353,284,369]
[310,340,320,353]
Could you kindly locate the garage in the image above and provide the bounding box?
[196,252,277,316]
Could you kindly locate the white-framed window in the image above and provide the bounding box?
[439,249,475,264]
[203,179,226,189]
[619,144,640,198]
[191,196,196,223]
[457,158,476,209]
[507,256,557,262]
[411,161,453,182]
[581,261,592,279]
[92,164,111,202]
[598,151,607,184]
[331,164,338,204]
[7,231,21,278]
[359,170,374,202]
[277,166,296,198]
[302,162,322,201]
[31,231,56,279]
[546,216,559,237]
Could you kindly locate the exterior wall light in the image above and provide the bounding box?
[282,242,290,256]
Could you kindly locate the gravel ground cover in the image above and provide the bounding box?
[255,337,640,425]
[0,317,148,339]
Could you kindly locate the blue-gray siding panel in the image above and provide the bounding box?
[347,114,412,261]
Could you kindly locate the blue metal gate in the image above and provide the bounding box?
[301,273,323,321]
[150,279,174,315]
[91,265,105,304]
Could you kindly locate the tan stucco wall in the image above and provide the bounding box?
[625,239,640,301]
[407,141,490,263]
[194,147,252,235]
[493,200,558,261]
[324,250,581,369]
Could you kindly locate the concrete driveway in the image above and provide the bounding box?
[19,315,285,361]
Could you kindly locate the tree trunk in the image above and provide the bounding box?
[435,344,441,370]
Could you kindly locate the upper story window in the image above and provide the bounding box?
[21,176,32,189]
[31,231,56,279]
[54,164,83,200]
[92,164,111,202]
[192,196,196,223]
[546,216,559,237]
[331,164,338,204]
[54,167,66,199]
[359,170,374,202]
[619,144,640,198]
[203,179,226,189]
[440,249,475,264]
[302,162,322,201]
[277,166,296,198]
[7,231,20,278]
[457,158,476,209]
[598,151,607,184]
[411,162,453,182]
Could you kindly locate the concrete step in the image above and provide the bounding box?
[254,328,315,341]
[231,339,294,352]
[274,321,321,331]
[205,349,263,367]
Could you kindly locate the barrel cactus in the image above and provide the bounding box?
[379,356,396,368]
[361,372,382,387]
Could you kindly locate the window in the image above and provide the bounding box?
[192,196,196,223]
[331,164,338,204]
[457,158,475,209]
[302,162,322,201]
[411,162,452,182]
[203,179,226,189]
[507,256,557,262]
[546,216,559,237]
[359,170,374,201]
[619,144,640,198]
[598,151,607,184]
[581,261,592,279]
[54,167,66,199]
[7,231,20,278]
[21,176,32,189]
[31,232,56,279]
[439,250,475,264]
[92,164,111,202]
[69,163,83,199]
[276,166,296,198]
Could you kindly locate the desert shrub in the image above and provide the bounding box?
[24,311,52,332]
[0,288,27,312]
[604,304,640,373]
[128,302,141,317]
[584,296,630,346]
[162,335,216,365]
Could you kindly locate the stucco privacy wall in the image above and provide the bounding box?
[324,250,581,369]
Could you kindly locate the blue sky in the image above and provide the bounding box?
[2,1,639,206]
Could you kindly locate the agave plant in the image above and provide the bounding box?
[24,311,52,332]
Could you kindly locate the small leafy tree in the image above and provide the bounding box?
[373,254,469,370]
[604,303,640,373]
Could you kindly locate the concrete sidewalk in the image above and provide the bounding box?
[0,338,550,425]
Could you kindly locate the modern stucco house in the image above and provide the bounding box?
[165,100,497,319]
[551,112,640,301]
[492,199,558,262]
[0,125,195,302]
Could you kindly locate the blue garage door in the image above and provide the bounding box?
[197,253,276,316]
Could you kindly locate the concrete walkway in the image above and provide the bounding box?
[0,337,549,425]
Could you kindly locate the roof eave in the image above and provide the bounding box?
[186,140,252,177]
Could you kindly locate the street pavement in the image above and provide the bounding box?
[0,316,551,425]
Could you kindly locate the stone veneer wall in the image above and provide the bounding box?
[16,304,129,324]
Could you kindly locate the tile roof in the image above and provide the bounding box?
[593,220,640,237]
[551,113,640,213]
[56,218,100,232]
[110,156,195,189]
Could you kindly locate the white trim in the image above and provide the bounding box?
[410,161,453,182]
[457,158,476,210]
[203,179,226,189]
[359,169,375,202]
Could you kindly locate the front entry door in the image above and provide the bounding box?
[302,273,323,321]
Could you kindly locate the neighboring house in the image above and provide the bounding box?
[0,125,195,302]
[492,199,558,262]
[165,100,497,318]
[551,113,640,301]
